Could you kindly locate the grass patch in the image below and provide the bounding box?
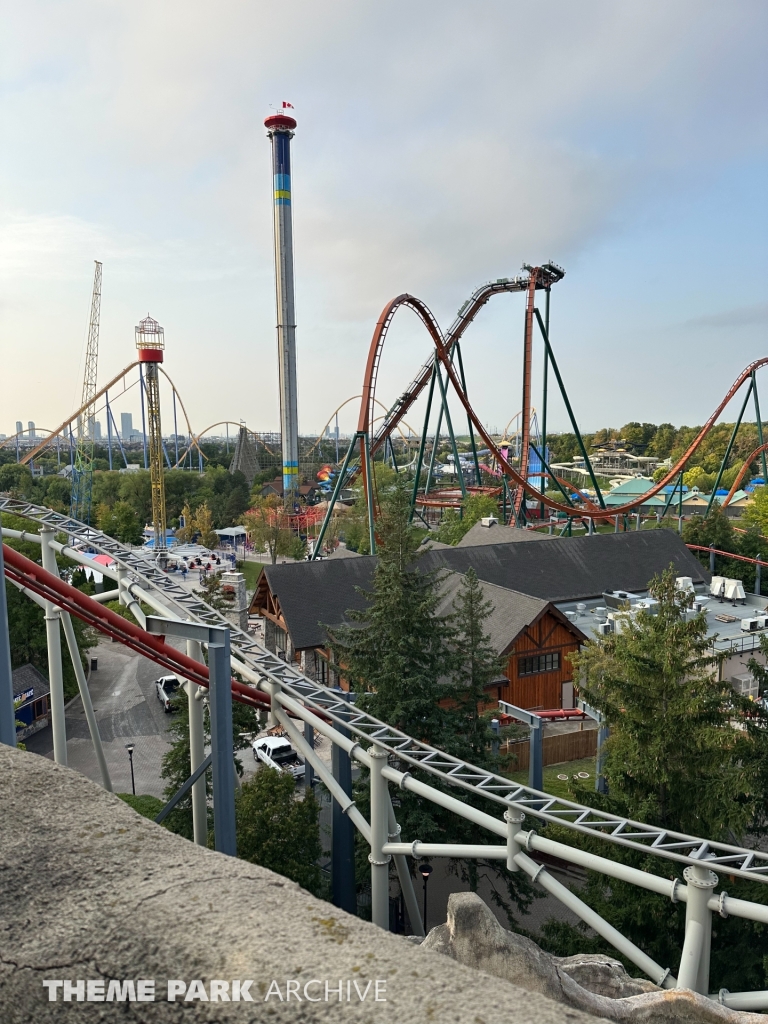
[506,756,596,800]
[238,560,263,590]
[117,793,165,820]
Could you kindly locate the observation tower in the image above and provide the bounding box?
[136,316,167,561]
[265,109,299,500]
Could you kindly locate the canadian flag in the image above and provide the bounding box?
[282,101,294,109]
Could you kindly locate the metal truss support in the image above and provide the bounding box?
[139,366,148,470]
[331,712,357,915]
[708,378,754,514]
[678,864,717,993]
[369,744,391,929]
[0,541,16,747]
[410,364,437,522]
[40,528,67,765]
[752,371,768,484]
[434,360,466,500]
[533,308,605,509]
[185,639,208,847]
[60,612,111,791]
[310,431,359,560]
[146,617,235,856]
[455,343,481,484]
[387,797,424,936]
[304,718,315,789]
[499,700,543,791]
[362,432,377,555]
[540,287,551,520]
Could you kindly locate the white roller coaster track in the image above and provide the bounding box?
[2,495,768,886]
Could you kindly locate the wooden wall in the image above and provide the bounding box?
[504,728,597,772]
[495,611,581,711]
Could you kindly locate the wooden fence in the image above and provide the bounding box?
[503,729,597,773]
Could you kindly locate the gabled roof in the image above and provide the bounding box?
[456,521,552,547]
[416,529,709,603]
[253,557,376,649]
[434,572,586,656]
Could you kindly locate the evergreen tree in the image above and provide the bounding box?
[235,770,322,896]
[572,566,762,838]
[328,476,454,745]
[541,567,768,989]
[329,478,534,925]
[449,567,504,763]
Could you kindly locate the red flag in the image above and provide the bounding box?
[282,101,294,109]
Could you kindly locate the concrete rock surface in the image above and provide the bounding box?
[422,892,764,1024]
[0,746,599,1023]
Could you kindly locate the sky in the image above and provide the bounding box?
[1,0,766,444]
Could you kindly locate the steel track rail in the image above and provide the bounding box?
[3,496,768,884]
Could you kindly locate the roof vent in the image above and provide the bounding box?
[480,517,498,528]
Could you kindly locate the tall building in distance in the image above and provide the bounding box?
[27,422,35,439]
[120,412,133,440]
[265,107,299,499]
[93,421,102,441]
[15,421,22,437]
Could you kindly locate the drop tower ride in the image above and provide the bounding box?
[265,110,299,500]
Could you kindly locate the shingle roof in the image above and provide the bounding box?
[255,529,707,648]
[417,529,709,603]
[259,557,376,650]
[12,664,49,702]
[434,572,584,655]
[457,521,552,547]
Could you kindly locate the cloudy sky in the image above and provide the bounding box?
[1,0,766,444]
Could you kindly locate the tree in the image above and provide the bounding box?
[174,502,195,544]
[329,478,534,927]
[193,501,218,550]
[242,496,298,564]
[743,486,768,536]
[540,568,768,990]
[235,769,322,895]
[96,500,143,545]
[435,493,500,546]
[327,476,454,744]
[572,567,763,837]
[448,568,504,763]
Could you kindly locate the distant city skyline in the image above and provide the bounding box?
[2,2,766,444]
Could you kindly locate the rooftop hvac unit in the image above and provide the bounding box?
[593,606,608,622]
[710,576,727,598]
[597,621,613,636]
[565,610,577,621]
[479,517,498,528]
[676,576,695,594]
[576,603,587,614]
[730,672,759,699]
[603,590,640,609]
[741,616,768,632]
[724,579,746,603]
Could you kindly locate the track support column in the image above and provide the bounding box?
[0,542,17,748]
[209,631,236,856]
[677,864,718,993]
[186,639,208,847]
[505,808,525,872]
[331,696,356,915]
[40,527,67,766]
[529,717,543,791]
[369,744,391,930]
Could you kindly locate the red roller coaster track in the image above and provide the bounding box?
[2,544,269,711]
[357,281,768,520]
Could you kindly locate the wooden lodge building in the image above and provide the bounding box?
[250,529,708,711]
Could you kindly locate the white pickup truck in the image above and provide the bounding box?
[251,736,305,780]
[155,675,181,712]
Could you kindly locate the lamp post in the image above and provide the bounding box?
[419,862,433,934]
[125,742,136,796]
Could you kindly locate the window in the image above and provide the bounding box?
[275,628,287,653]
[314,651,329,685]
[518,652,560,676]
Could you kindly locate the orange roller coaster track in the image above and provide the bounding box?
[314,274,768,562]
